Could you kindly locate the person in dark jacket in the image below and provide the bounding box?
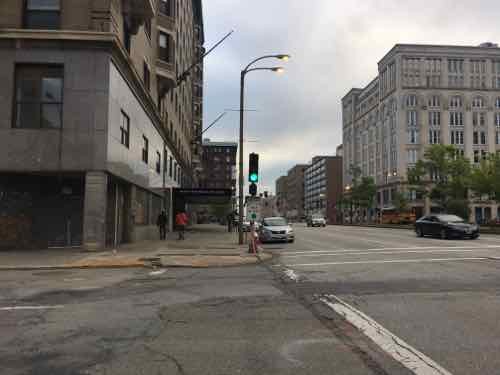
[157,210,167,240]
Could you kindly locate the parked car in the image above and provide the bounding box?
[306,214,327,227]
[259,217,295,243]
[415,214,479,240]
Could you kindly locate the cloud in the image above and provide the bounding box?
[202,0,500,193]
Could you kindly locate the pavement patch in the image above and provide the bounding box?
[321,295,453,375]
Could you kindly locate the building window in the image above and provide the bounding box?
[407,110,417,126]
[474,150,480,164]
[448,59,464,87]
[158,32,171,62]
[142,136,149,164]
[428,95,440,108]
[450,130,464,145]
[473,131,479,145]
[174,162,177,181]
[495,113,500,127]
[473,112,486,126]
[134,188,150,225]
[156,151,161,174]
[481,131,487,145]
[407,149,417,164]
[120,110,130,148]
[169,156,173,177]
[143,62,150,92]
[472,96,484,108]
[24,0,60,29]
[14,65,63,129]
[408,129,419,144]
[449,112,463,126]
[496,131,500,145]
[159,0,173,16]
[429,129,441,144]
[406,94,417,107]
[428,111,441,126]
[123,20,132,53]
[450,96,462,108]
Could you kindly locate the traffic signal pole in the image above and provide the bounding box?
[238,71,245,245]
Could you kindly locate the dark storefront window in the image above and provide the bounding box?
[14,65,63,129]
[24,0,61,29]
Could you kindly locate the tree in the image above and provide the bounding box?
[393,191,409,214]
[407,144,471,218]
[470,152,500,203]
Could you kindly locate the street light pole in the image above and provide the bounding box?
[237,54,290,245]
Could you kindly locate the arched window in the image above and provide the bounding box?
[472,96,484,108]
[450,95,463,108]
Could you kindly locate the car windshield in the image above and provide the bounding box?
[263,218,288,226]
[438,215,464,223]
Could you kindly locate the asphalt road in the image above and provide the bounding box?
[266,224,500,375]
[0,257,408,374]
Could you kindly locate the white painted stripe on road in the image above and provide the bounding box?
[0,305,64,311]
[149,269,166,276]
[321,295,453,375]
[282,248,487,259]
[283,257,488,267]
[285,245,500,255]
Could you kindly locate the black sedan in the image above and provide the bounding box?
[415,214,479,240]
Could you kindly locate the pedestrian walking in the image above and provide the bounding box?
[157,210,167,240]
[175,210,188,240]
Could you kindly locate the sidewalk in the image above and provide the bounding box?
[0,224,270,270]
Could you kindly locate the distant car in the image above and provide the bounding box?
[259,217,295,243]
[306,215,326,227]
[415,214,479,240]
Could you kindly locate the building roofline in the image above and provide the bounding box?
[378,43,500,65]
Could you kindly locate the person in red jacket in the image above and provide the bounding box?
[175,211,188,240]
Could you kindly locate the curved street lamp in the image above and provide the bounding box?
[238,54,290,244]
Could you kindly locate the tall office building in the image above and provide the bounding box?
[342,43,500,222]
[0,0,204,250]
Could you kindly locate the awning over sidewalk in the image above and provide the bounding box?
[173,188,233,205]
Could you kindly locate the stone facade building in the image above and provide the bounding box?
[304,156,343,224]
[342,43,500,223]
[0,0,204,250]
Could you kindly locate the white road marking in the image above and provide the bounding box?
[321,295,453,375]
[149,270,166,276]
[283,268,300,282]
[281,248,488,259]
[285,245,500,255]
[283,257,488,267]
[0,305,64,311]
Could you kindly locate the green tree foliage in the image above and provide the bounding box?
[470,152,500,202]
[393,191,409,214]
[407,145,471,218]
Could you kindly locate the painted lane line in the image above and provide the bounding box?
[281,249,488,259]
[284,245,500,255]
[284,257,488,267]
[321,295,453,375]
[0,305,64,311]
[149,269,166,276]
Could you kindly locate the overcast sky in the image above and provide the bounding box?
[201,0,500,194]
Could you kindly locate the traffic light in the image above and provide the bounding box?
[248,153,259,183]
[249,183,257,196]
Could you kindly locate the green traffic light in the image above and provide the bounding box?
[249,173,258,183]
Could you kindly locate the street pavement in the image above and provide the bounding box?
[3,224,500,374]
[267,224,500,375]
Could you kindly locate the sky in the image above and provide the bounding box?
[201,0,500,194]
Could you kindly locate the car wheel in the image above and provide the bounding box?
[440,229,448,240]
[416,227,424,237]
